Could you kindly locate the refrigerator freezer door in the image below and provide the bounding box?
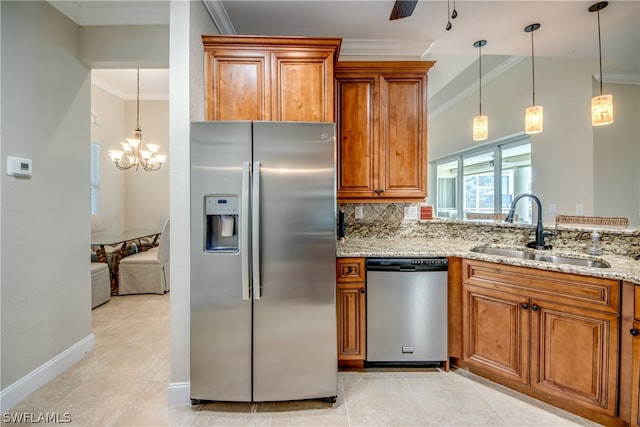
[190,122,253,402]
[251,122,338,401]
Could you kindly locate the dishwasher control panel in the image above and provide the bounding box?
[366,258,448,271]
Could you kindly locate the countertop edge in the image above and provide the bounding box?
[337,238,640,285]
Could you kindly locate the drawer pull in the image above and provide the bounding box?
[630,329,640,337]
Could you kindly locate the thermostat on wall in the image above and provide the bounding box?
[7,156,32,177]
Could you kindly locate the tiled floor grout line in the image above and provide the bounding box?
[6,294,603,426]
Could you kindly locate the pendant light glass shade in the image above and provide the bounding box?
[524,23,543,135]
[590,2,614,126]
[472,40,488,142]
[525,106,543,134]
[472,115,488,141]
[591,94,614,126]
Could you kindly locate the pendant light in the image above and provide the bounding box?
[524,23,543,134]
[589,1,614,126]
[472,40,488,141]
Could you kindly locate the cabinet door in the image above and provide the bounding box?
[271,51,334,122]
[463,284,529,384]
[629,320,640,427]
[530,299,618,417]
[337,282,366,360]
[378,75,427,199]
[205,50,270,121]
[336,77,378,199]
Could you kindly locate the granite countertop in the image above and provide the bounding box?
[337,237,640,284]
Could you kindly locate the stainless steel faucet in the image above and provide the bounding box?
[504,193,553,250]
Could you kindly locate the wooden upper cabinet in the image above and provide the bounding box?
[207,50,270,120]
[203,36,341,122]
[335,61,434,202]
[336,77,377,195]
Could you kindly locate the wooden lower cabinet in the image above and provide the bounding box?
[336,258,366,367]
[622,282,640,427]
[630,317,640,427]
[463,284,530,385]
[530,299,618,417]
[461,259,620,424]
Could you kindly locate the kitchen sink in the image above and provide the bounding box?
[470,246,610,268]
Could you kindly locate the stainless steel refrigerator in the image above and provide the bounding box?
[190,121,337,403]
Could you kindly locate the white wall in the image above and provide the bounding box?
[80,25,169,69]
[1,0,92,402]
[428,57,639,220]
[91,85,126,233]
[123,100,170,231]
[1,1,170,410]
[168,0,220,404]
[593,82,640,224]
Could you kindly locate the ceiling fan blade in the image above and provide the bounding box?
[389,0,418,20]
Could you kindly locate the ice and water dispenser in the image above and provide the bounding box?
[205,195,239,252]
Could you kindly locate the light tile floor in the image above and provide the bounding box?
[8,293,602,426]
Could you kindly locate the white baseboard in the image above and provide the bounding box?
[0,333,95,413]
[168,381,191,406]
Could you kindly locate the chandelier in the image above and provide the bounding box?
[108,69,167,171]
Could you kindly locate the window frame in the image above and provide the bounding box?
[431,133,531,220]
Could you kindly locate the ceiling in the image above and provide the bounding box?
[52,0,640,103]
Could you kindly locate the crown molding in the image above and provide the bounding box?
[92,79,127,100]
[340,39,434,58]
[202,0,236,35]
[594,72,640,85]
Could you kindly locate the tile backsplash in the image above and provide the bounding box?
[337,203,640,258]
[338,203,419,224]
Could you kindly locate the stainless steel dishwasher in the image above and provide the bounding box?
[366,258,448,365]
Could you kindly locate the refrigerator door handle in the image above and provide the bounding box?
[241,162,251,300]
[252,161,261,300]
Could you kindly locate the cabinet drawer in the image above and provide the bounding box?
[337,257,365,282]
[635,285,640,321]
[463,259,619,314]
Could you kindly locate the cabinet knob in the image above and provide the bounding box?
[631,329,640,337]
[360,289,366,294]
[530,304,539,312]
[521,303,529,310]
[374,189,385,195]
